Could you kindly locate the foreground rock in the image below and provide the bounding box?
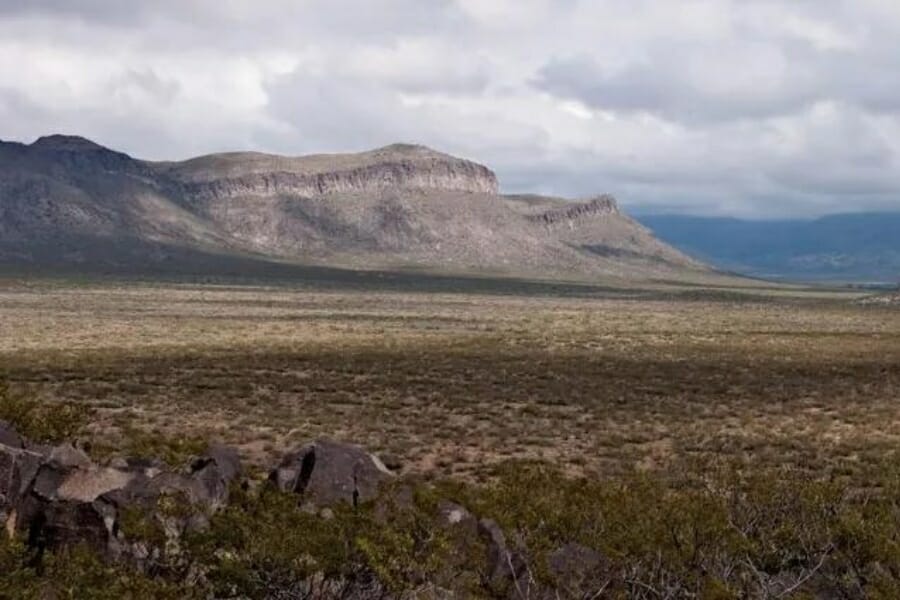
[0,425,44,536]
[4,432,401,562]
[1,422,242,565]
[269,438,394,507]
[0,420,25,449]
[2,427,609,598]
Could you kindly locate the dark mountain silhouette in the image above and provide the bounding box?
[639,213,900,282]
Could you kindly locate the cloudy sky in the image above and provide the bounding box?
[2,0,900,217]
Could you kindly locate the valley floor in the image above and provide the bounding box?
[1,275,897,484]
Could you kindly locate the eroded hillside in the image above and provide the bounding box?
[0,135,707,280]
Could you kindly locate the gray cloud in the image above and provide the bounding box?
[1,0,900,217]
[534,51,823,124]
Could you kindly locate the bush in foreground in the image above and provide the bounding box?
[5,460,900,598]
[0,380,90,444]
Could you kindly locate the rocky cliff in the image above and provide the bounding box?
[526,194,620,226]
[158,143,499,200]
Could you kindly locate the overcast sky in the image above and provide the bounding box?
[2,1,900,217]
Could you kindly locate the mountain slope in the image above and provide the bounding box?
[0,134,706,280]
[639,214,900,282]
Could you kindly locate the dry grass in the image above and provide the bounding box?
[1,278,898,483]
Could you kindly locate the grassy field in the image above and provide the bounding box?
[1,275,897,485]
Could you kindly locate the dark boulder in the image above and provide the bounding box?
[477,518,533,598]
[8,440,243,567]
[100,443,243,542]
[269,438,393,507]
[187,443,242,510]
[13,453,136,555]
[0,420,25,449]
[104,444,241,509]
[19,496,112,555]
[0,443,44,533]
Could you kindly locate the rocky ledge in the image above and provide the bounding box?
[529,194,619,226]
[177,159,498,200]
[0,421,601,599]
[166,144,500,200]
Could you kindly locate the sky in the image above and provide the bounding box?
[2,0,900,218]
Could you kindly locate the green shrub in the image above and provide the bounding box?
[0,537,39,598]
[118,426,208,467]
[6,452,900,597]
[0,537,194,600]
[184,481,460,598]
[185,483,358,597]
[437,460,900,598]
[0,379,90,444]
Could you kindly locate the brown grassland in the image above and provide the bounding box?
[1,275,897,484]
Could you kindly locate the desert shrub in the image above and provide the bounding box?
[0,537,193,600]
[118,426,209,467]
[187,482,380,597]
[354,482,476,592]
[0,379,90,444]
[185,481,466,598]
[438,460,900,598]
[442,463,743,596]
[0,537,39,598]
[117,502,169,550]
[8,454,900,597]
[37,545,197,600]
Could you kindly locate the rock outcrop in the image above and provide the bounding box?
[1,426,613,598]
[1,422,242,565]
[528,194,619,226]
[269,438,394,507]
[167,144,500,200]
[477,517,534,597]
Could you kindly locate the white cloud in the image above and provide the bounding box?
[0,0,899,217]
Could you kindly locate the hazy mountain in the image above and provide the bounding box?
[639,213,900,282]
[0,134,707,280]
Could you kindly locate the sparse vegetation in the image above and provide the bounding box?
[0,278,898,596]
[7,460,900,597]
[0,537,194,600]
[0,379,90,444]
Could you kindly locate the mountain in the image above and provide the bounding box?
[0,134,706,280]
[638,213,900,282]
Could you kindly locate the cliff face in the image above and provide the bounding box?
[158,144,499,200]
[528,195,619,226]
[0,135,706,279]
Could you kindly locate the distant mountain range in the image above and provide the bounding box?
[0,134,709,281]
[638,213,900,283]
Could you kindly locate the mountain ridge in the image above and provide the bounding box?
[0,134,707,281]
